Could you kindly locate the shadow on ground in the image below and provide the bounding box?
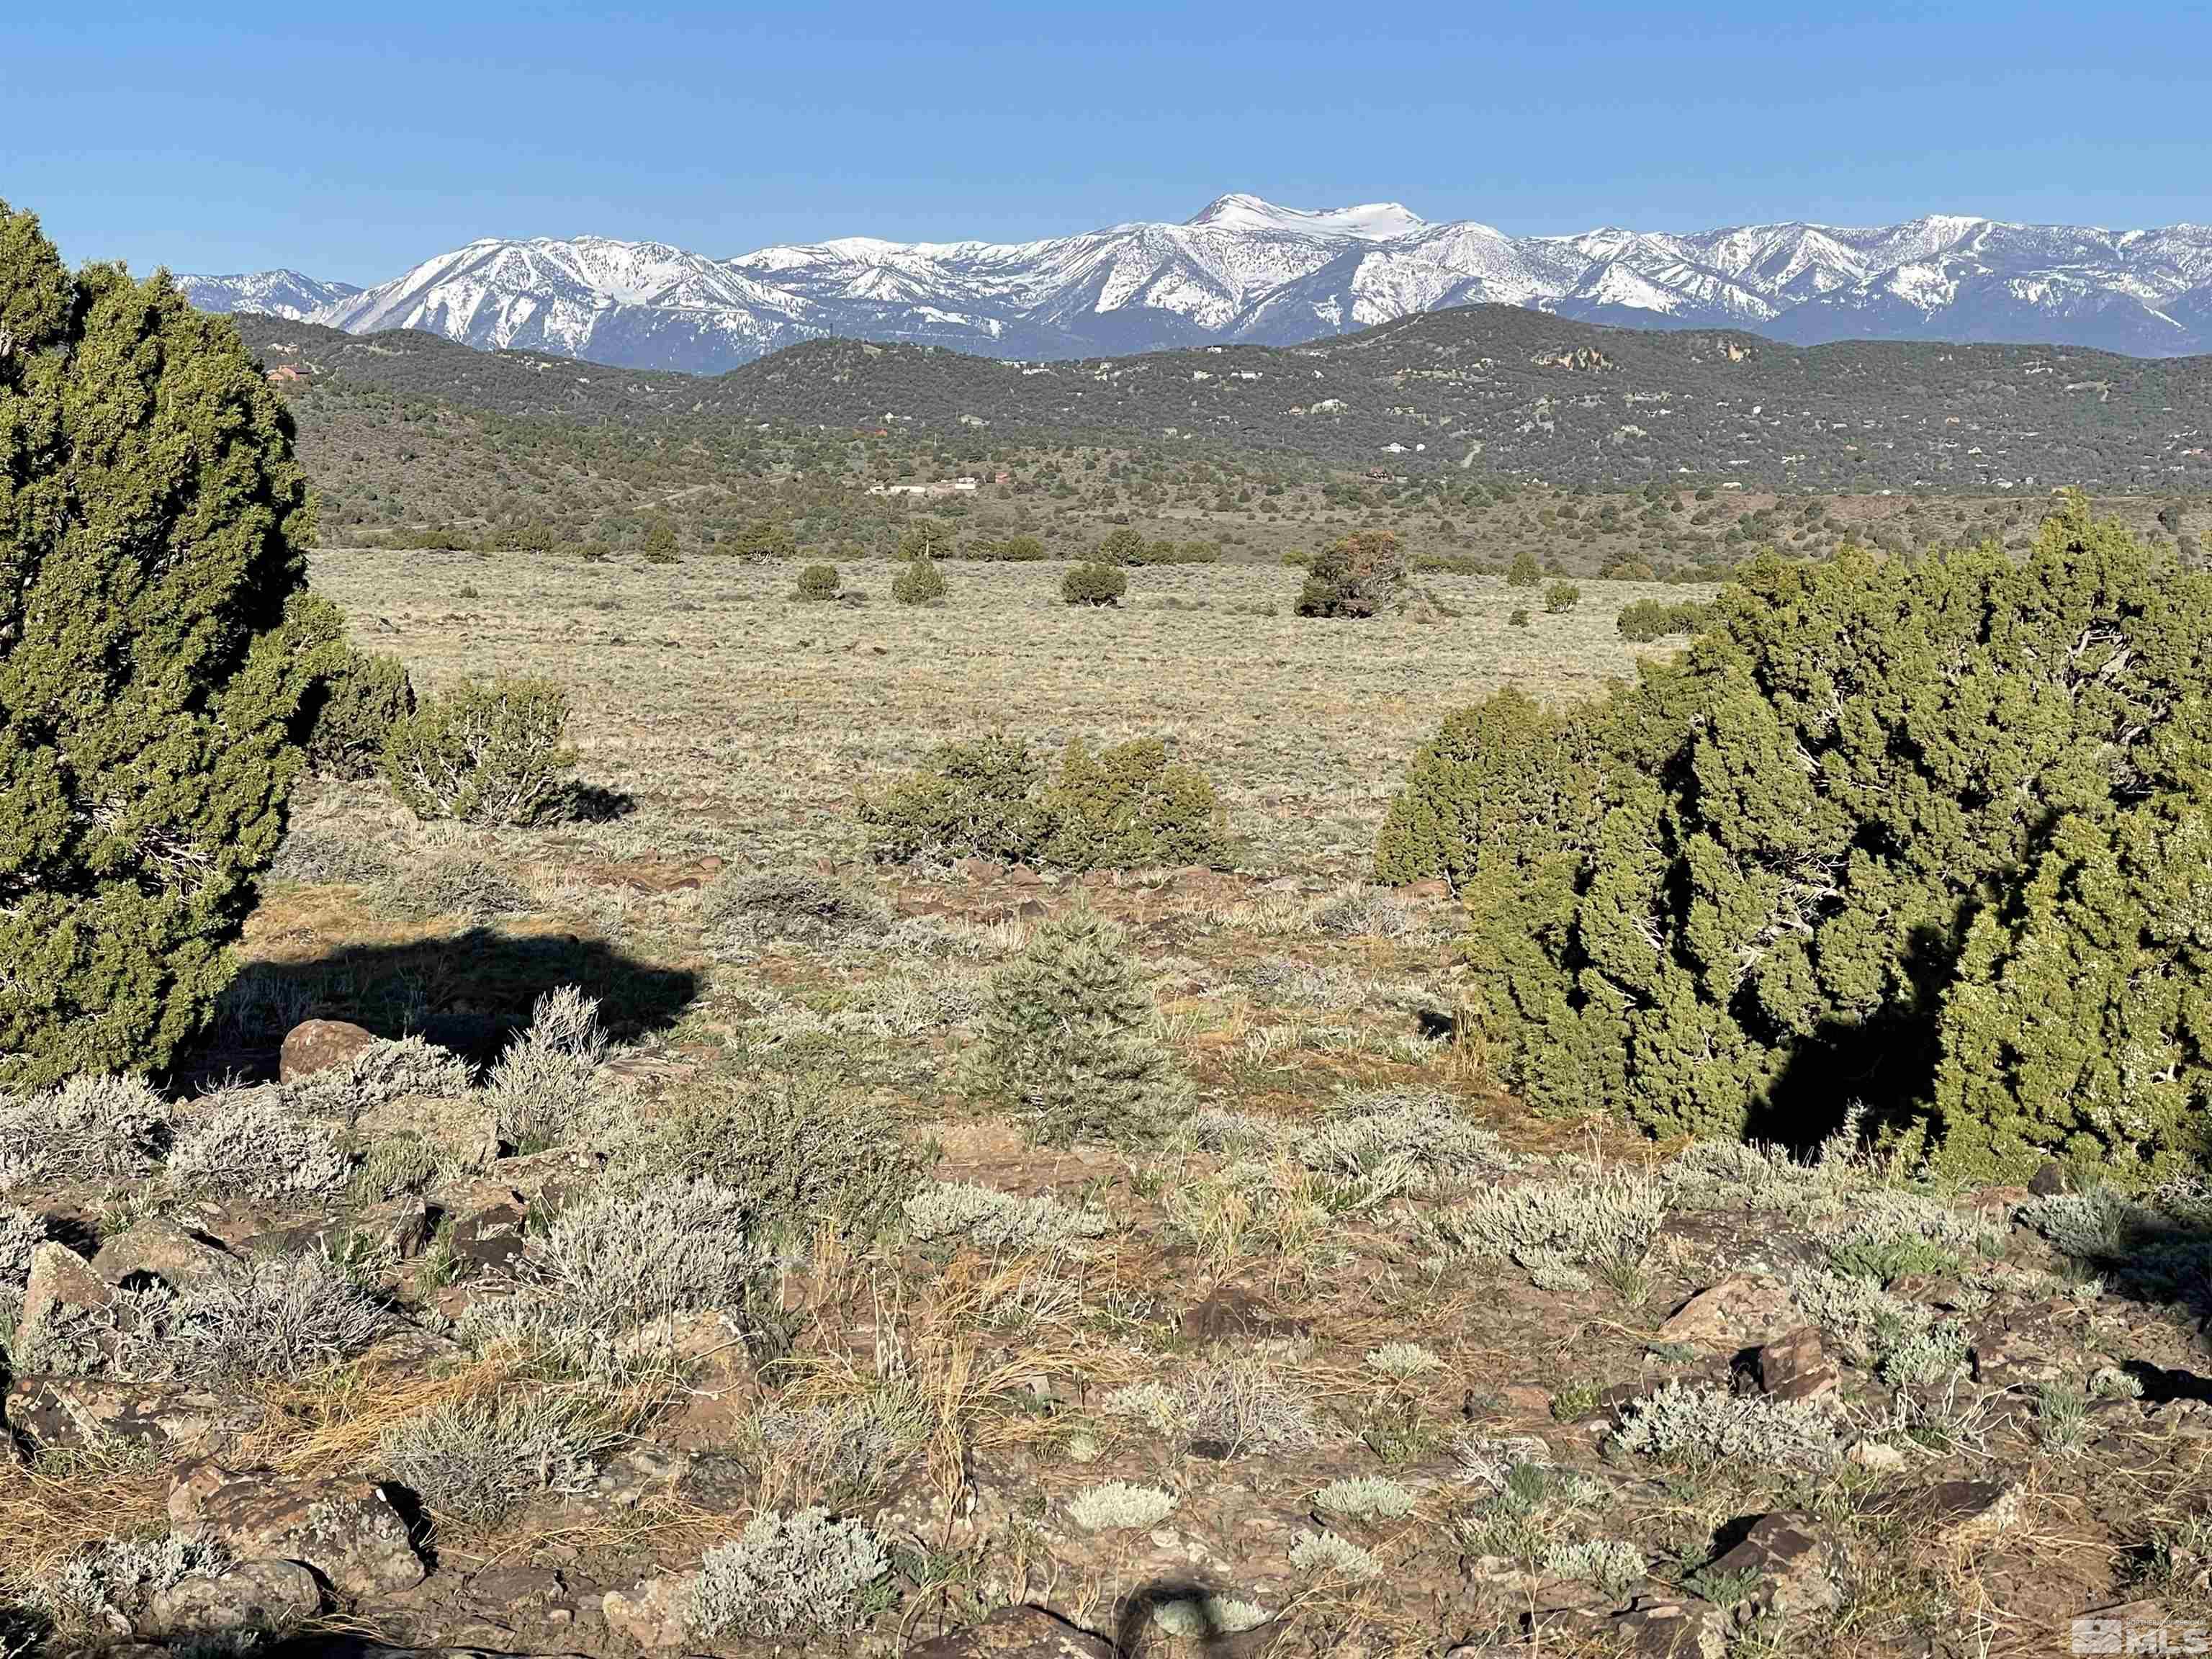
[184,926,700,1084]
[1110,1578,1272,1655]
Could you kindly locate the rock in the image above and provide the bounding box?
[1966,1184,2032,1224]
[1656,1274,1793,1350]
[463,1563,572,1619]
[1845,1438,1907,1473]
[907,1605,1115,1658]
[90,1220,235,1292]
[12,1241,112,1367]
[2073,1601,2177,1651]
[279,1018,378,1083]
[1753,1325,1839,1403]
[591,1442,693,1510]
[2027,1159,2070,1197]
[1855,1478,2023,1550]
[168,1461,425,1599]
[871,1448,1017,1552]
[1887,1272,1964,1307]
[4,1375,236,1454]
[357,1194,434,1259]
[143,1558,320,1637]
[356,1092,499,1169]
[1609,1596,1730,1659]
[1971,1313,2069,1391]
[1702,1512,1838,1621]
[1920,1480,2023,1550]
[441,1186,531,1274]
[1182,1283,1312,1344]
[603,1573,696,1650]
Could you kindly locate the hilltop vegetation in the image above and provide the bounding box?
[238,305,2212,495]
[235,313,2210,582]
[717,307,2212,493]
[13,528,2212,1655]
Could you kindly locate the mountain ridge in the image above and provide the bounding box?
[230,302,2212,495]
[183,195,2212,372]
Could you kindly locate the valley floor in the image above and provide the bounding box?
[5,552,2207,1658]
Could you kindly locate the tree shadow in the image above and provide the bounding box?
[1110,1578,1274,1656]
[1747,1018,1917,1154]
[550,779,637,824]
[183,926,700,1084]
[1737,914,1964,1156]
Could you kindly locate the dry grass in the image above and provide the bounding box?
[306,549,1702,874]
[0,1437,174,1606]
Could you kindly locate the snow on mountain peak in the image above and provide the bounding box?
[190,199,2212,372]
[173,269,363,321]
[1184,193,1428,240]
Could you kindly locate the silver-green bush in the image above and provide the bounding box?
[0,1075,171,1190]
[284,1033,475,1120]
[688,1508,889,1640]
[1068,1481,1178,1531]
[485,986,609,1152]
[521,1177,772,1337]
[166,1093,351,1199]
[381,1391,616,1527]
[902,1180,1110,1254]
[1430,1168,1665,1291]
[1611,1380,1839,1470]
[632,1070,923,1245]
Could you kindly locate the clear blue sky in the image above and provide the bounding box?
[10,2,2208,282]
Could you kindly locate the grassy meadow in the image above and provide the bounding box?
[303,549,1692,875]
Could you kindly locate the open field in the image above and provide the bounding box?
[9,543,2212,1659]
[303,549,1694,877]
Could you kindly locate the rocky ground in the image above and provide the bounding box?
[6,848,2212,1659]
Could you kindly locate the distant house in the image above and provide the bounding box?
[865,477,981,498]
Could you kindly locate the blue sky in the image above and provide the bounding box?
[9,2,2209,282]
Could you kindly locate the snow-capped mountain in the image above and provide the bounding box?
[181,197,2212,372]
[175,269,361,321]
[311,236,819,372]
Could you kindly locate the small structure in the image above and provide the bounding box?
[866,477,980,498]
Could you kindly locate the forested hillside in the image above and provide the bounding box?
[234,311,2211,577]
[238,307,2212,494]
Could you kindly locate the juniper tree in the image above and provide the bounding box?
[896,520,957,562]
[0,202,323,1087]
[1296,530,1406,618]
[969,906,1187,1146]
[1933,798,2212,1181]
[1374,685,1639,890]
[1097,526,1147,566]
[1386,496,2212,1179]
[292,593,415,779]
[891,555,946,605]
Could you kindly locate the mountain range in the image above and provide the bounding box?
[182,194,2212,374]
